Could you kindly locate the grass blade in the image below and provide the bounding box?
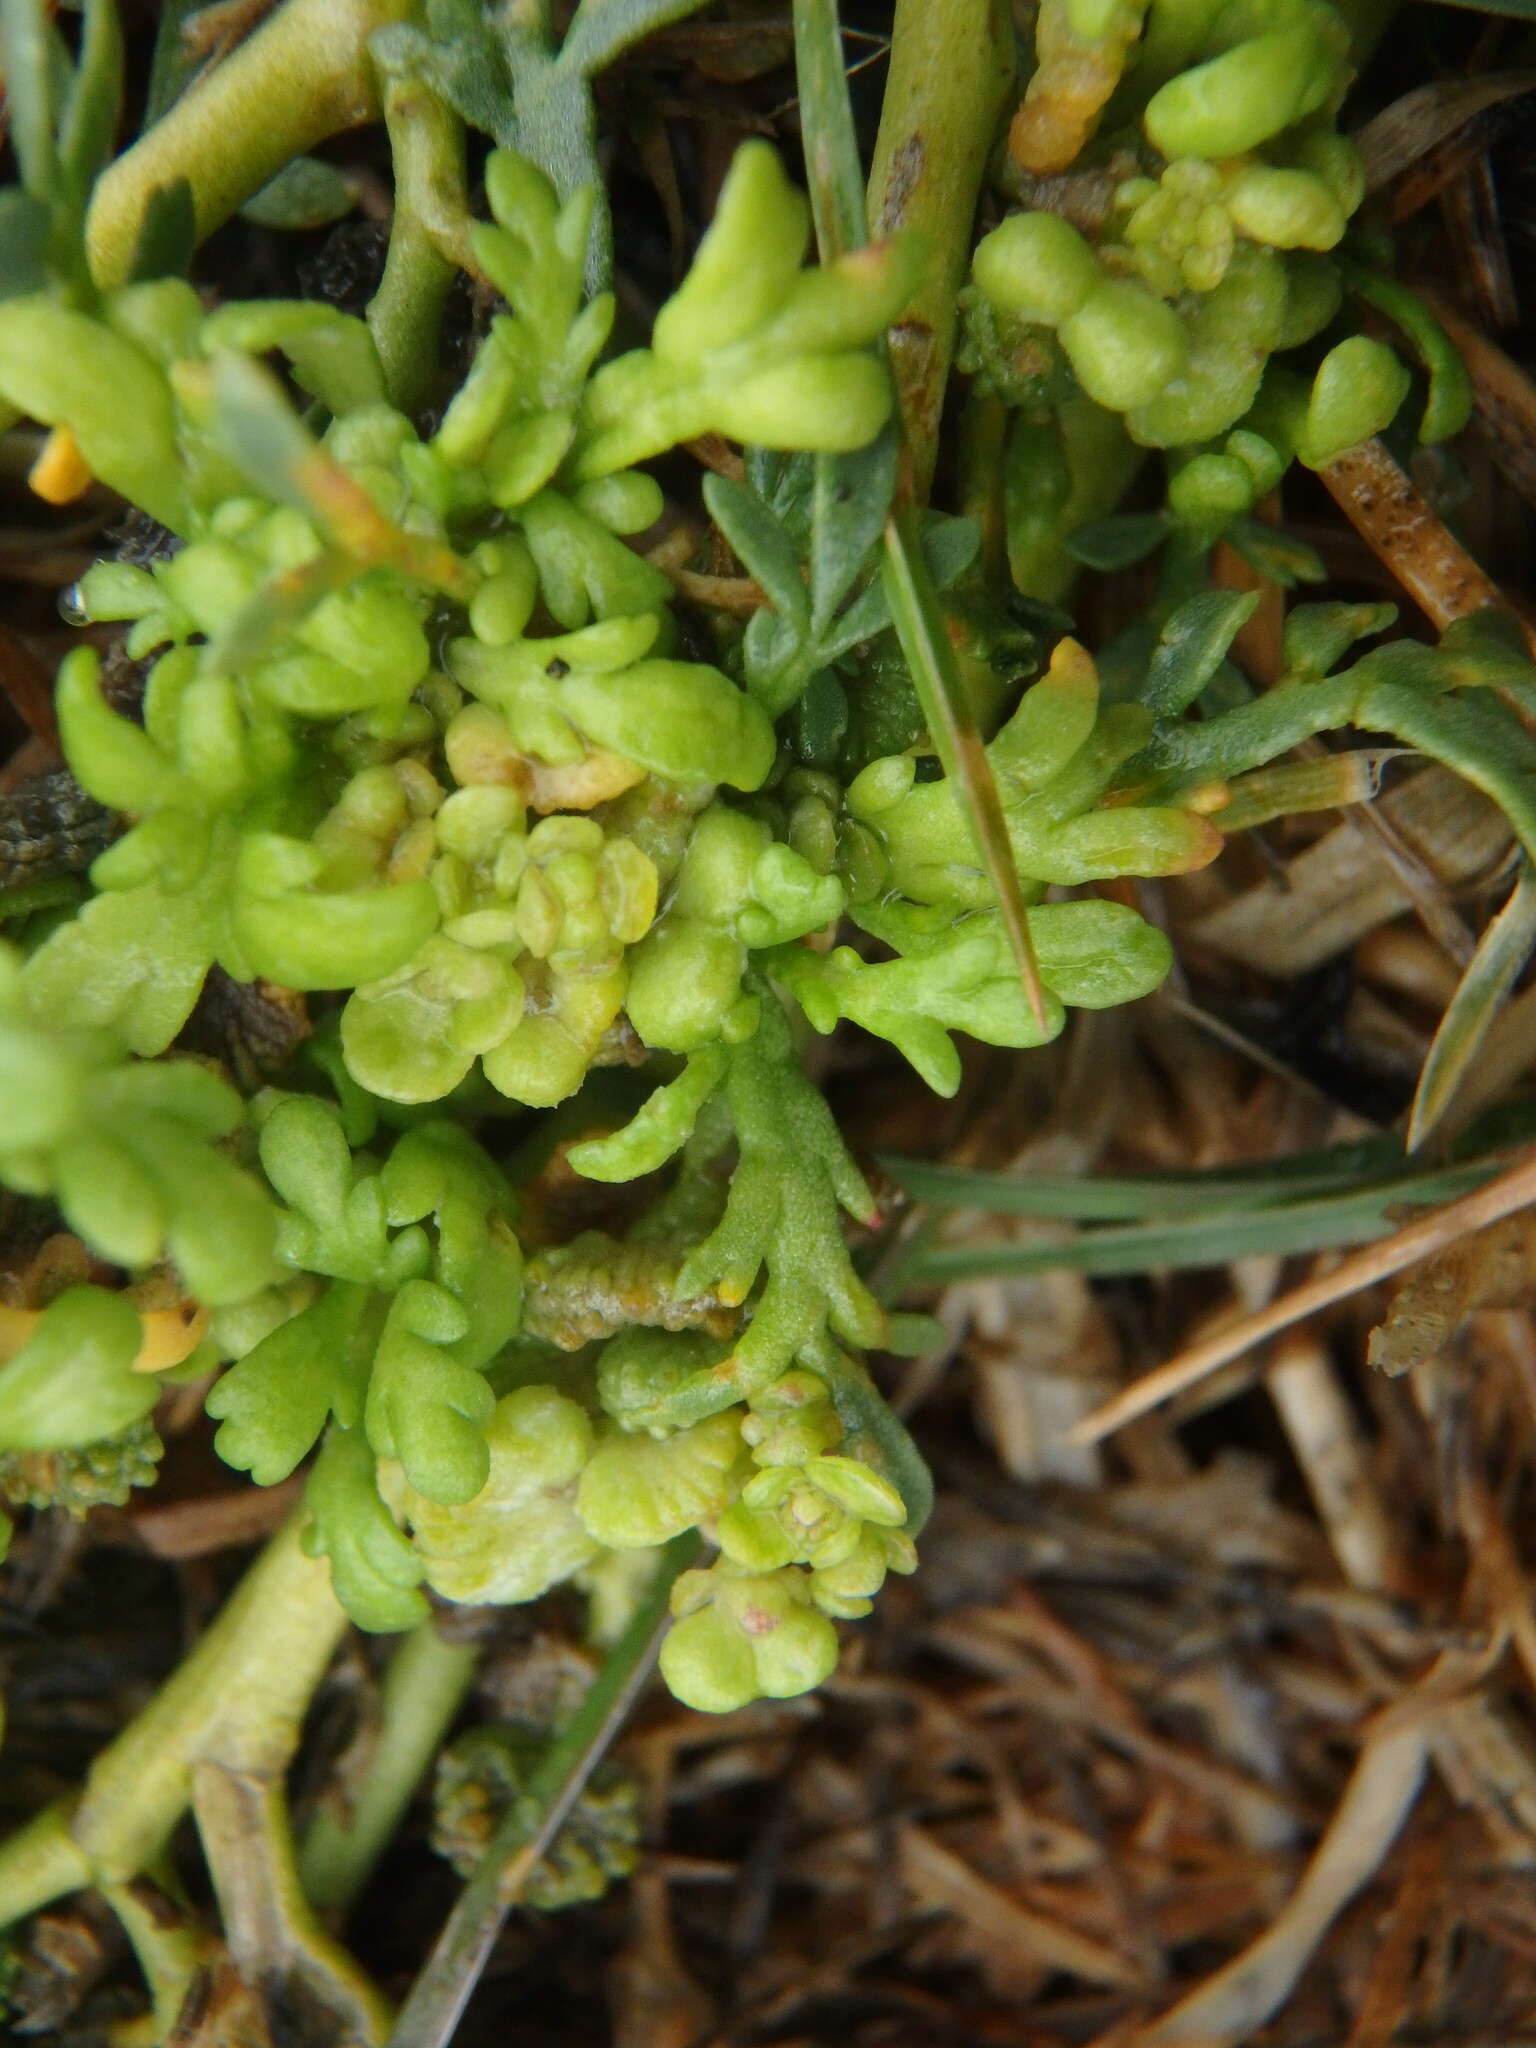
[903,1160,1498,1283]
[1407,860,1536,1151]
[386,1533,697,2048]
[791,0,1050,1031]
[1072,1145,1536,1443]
[882,1135,1410,1220]
[880,510,1051,1029]
[791,0,868,257]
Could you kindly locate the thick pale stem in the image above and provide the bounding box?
[99,1879,207,2040]
[0,1515,347,1930]
[0,1802,92,1928]
[866,0,1015,504]
[299,1621,479,1916]
[369,77,473,411]
[85,0,411,290]
[193,1763,393,2042]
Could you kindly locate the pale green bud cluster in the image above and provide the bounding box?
[0,1415,163,1516]
[971,207,1362,453]
[1113,143,1360,299]
[432,1723,640,1904]
[363,1327,921,1716]
[330,756,664,1109]
[968,0,1470,608]
[717,1370,916,1614]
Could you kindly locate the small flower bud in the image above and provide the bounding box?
[1060,281,1188,412]
[1297,336,1411,468]
[972,212,1103,330]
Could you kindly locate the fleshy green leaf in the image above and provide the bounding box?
[1066,511,1170,571]
[240,157,359,231]
[1141,590,1260,718]
[207,1283,372,1486]
[304,1423,429,1633]
[0,1288,152,1450]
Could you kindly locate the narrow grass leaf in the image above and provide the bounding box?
[1408,860,1536,1151]
[905,1161,1498,1282]
[792,0,1049,1030]
[883,1135,1410,1220]
[0,0,59,197]
[881,509,1051,1029]
[59,0,125,209]
[388,1534,697,2048]
[790,0,868,258]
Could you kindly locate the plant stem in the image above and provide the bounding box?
[866,0,1015,506]
[0,1513,347,1927]
[958,389,1009,579]
[387,1533,698,2048]
[85,0,411,290]
[369,76,473,412]
[299,1620,479,1917]
[192,1762,393,2042]
[0,1801,92,1928]
[501,3,614,292]
[99,1878,207,2041]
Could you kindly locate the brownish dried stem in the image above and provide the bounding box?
[1343,1829,1444,2048]
[1319,437,1536,668]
